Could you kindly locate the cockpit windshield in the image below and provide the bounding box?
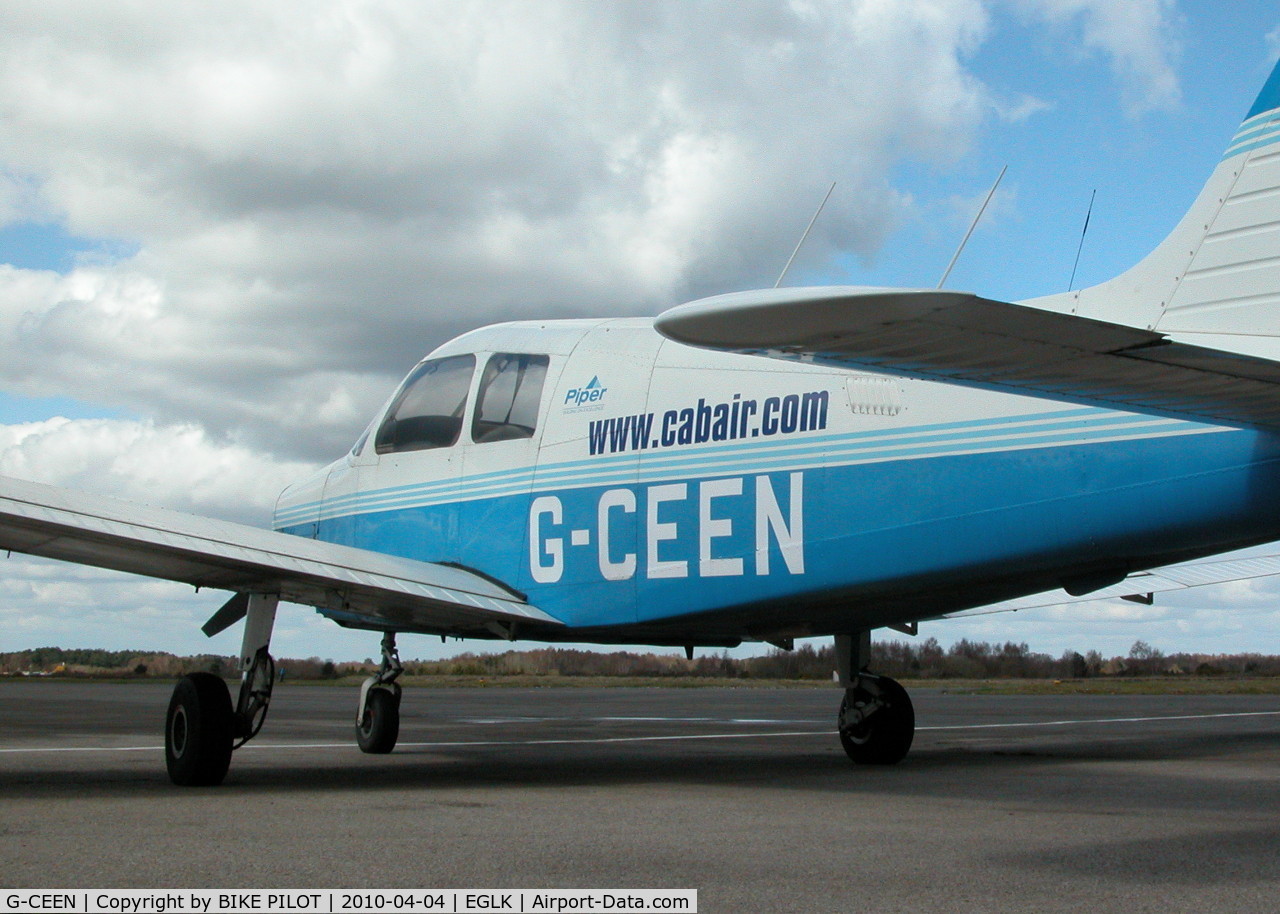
[374,354,476,454]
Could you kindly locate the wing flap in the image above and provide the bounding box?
[655,287,1280,430]
[0,474,561,636]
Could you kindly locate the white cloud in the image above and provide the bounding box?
[0,554,356,658]
[992,93,1053,123]
[1011,0,1182,116]
[0,1,1010,461]
[0,415,340,657]
[0,416,318,524]
[0,2,1184,463]
[936,592,1280,658]
[0,0,1202,660]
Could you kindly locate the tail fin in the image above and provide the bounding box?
[1028,58,1280,340]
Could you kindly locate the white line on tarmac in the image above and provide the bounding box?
[2,709,1280,755]
[919,710,1280,732]
[461,716,817,724]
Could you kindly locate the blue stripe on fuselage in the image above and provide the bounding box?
[274,407,1206,527]
[279,427,1280,631]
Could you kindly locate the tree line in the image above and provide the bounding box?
[4,638,1280,680]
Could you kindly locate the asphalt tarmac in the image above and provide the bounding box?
[3,680,1280,912]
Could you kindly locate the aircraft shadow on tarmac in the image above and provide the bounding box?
[3,722,1279,816]
[992,822,1280,888]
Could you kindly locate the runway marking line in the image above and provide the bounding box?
[2,709,1280,754]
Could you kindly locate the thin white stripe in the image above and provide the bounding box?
[295,419,1218,524]
[918,710,1280,731]
[3,709,1276,754]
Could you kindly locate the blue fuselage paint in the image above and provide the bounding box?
[279,421,1280,632]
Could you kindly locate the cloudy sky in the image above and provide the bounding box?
[2,0,1279,664]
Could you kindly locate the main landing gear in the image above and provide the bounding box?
[163,591,411,786]
[165,593,279,786]
[834,632,914,765]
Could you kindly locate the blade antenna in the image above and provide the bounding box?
[937,164,1007,289]
[1068,189,1097,292]
[775,182,836,288]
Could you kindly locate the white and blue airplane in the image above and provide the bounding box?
[5,60,1280,786]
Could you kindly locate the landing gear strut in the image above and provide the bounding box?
[356,632,403,754]
[165,592,279,786]
[834,631,914,765]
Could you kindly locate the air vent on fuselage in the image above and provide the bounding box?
[845,375,903,416]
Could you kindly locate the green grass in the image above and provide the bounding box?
[278,674,1280,694]
[901,676,1280,696]
[9,673,1280,694]
[290,674,837,689]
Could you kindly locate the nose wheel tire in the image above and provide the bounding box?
[838,675,914,765]
[165,673,234,786]
[356,686,401,754]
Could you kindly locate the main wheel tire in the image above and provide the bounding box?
[356,687,400,754]
[165,673,234,786]
[838,675,914,765]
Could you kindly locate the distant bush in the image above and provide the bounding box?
[6,640,1280,681]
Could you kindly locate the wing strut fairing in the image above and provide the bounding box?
[655,287,1280,432]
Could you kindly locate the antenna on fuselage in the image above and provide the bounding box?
[775,181,836,288]
[1068,188,1097,292]
[937,164,1007,289]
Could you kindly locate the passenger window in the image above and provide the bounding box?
[471,353,549,443]
[375,354,476,454]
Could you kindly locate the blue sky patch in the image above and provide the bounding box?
[0,393,127,424]
[0,220,137,273]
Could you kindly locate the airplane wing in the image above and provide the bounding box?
[939,549,1280,619]
[655,286,1280,432]
[0,474,561,638]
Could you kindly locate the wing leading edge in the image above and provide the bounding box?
[655,286,1280,432]
[0,474,561,638]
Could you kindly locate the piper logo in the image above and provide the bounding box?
[564,376,608,410]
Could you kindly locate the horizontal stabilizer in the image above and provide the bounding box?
[0,474,561,638]
[655,287,1280,431]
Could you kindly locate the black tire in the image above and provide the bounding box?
[838,675,914,765]
[356,687,400,754]
[165,673,233,786]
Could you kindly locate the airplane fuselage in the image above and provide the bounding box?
[273,317,1280,646]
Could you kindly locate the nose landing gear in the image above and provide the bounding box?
[356,631,404,754]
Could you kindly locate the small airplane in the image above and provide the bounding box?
[5,58,1280,786]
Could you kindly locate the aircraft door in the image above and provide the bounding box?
[456,352,561,580]
[524,325,665,626]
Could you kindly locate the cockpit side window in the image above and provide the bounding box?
[375,354,476,454]
[471,353,549,444]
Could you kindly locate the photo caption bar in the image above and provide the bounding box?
[1,891,697,914]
